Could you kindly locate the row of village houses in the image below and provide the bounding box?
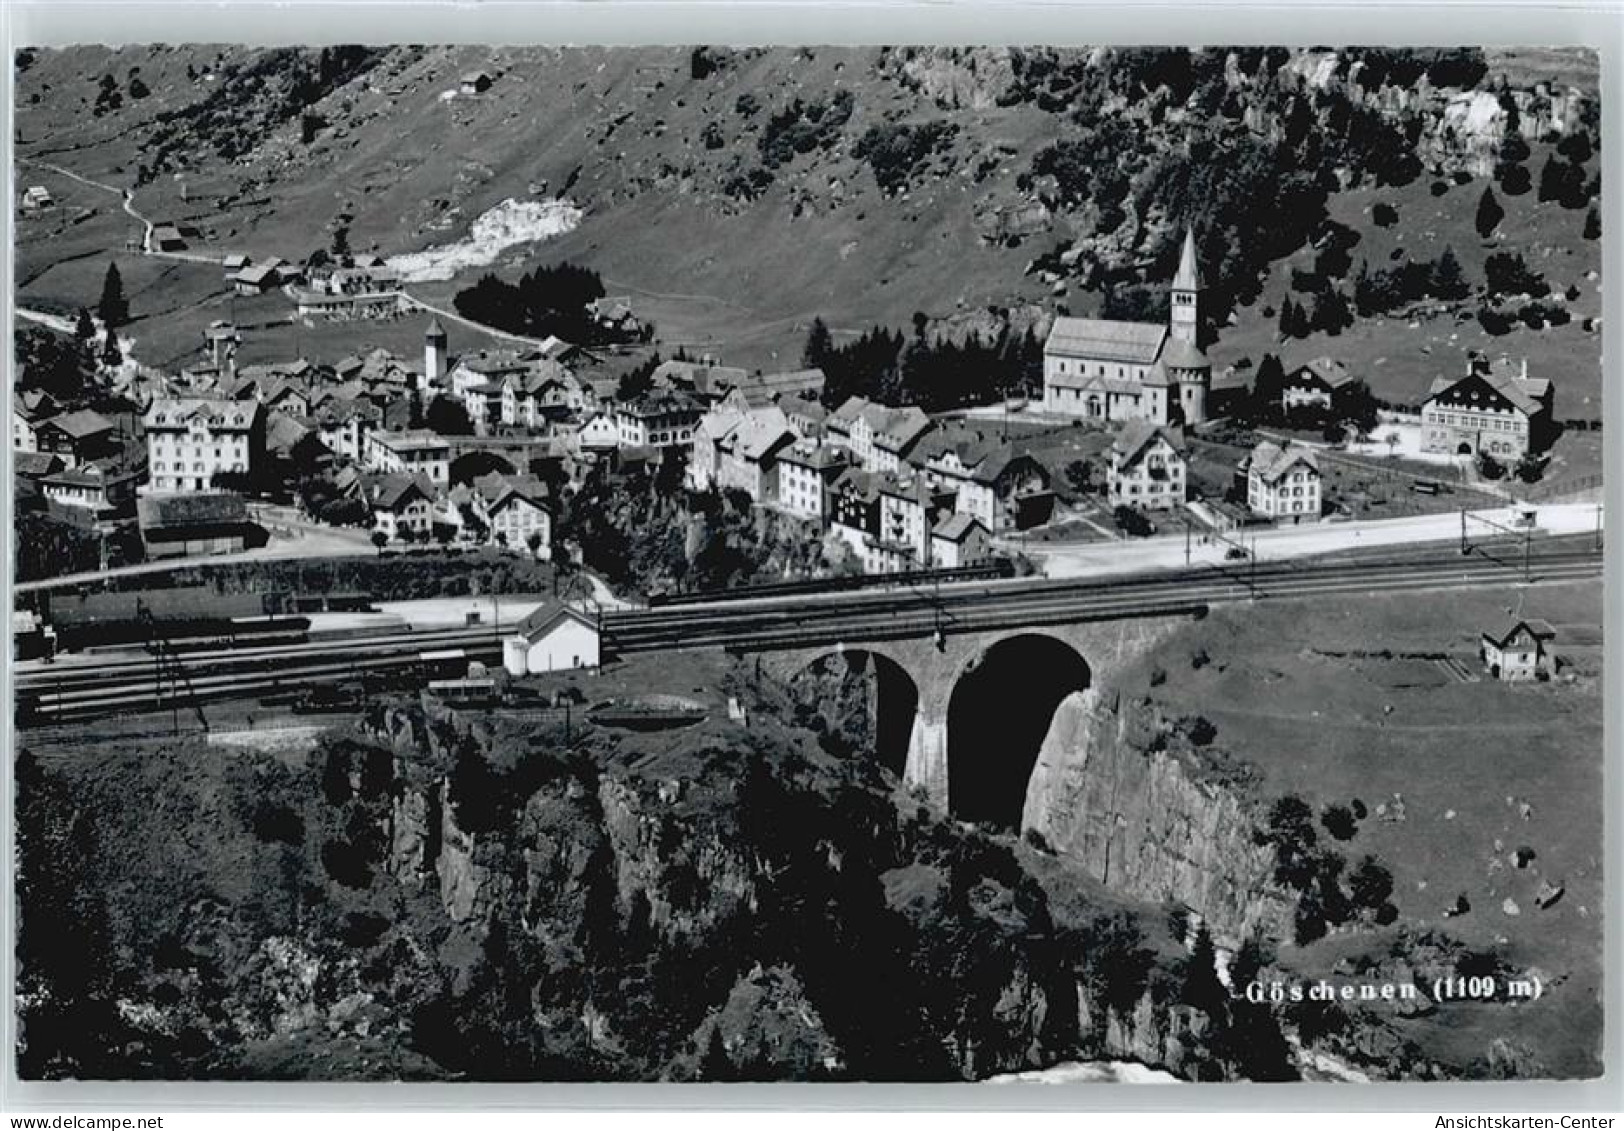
[14,303,1553,570]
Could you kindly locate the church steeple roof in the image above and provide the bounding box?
[425,317,447,340]
[1172,228,1202,291]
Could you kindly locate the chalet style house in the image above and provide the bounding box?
[1421,357,1553,460]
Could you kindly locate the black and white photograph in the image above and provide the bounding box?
[8,36,1607,1090]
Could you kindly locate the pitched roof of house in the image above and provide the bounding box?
[1291,356,1355,389]
[723,407,796,462]
[1247,440,1320,484]
[829,395,871,429]
[864,404,933,453]
[457,348,533,376]
[1112,420,1187,464]
[969,448,1048,487]
[694,406,747,444]
[733,367,827,407]
[368,472,437,510]
[778,440,846,471]
[1483,618,1557,646]
[515,598,598,641]
[39,408,115,438]
[136,492,251,530]
[651,360,752,398]
[1427,358,1548,417]
[266,412,315,451]
[14,451,64,478]
[486,477,553,514]
[1045,316,1168,365]
[143,398,261,431]
[234,264,280,285]
[933,512,985,542]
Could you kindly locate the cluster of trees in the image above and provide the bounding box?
[452,262,608,342]
[758,90,855,169]
[1254,795,1398,945]
[852,120,958,196]
[1275,290,1351,339]
[804,314,1044,412]
[1350,247,1469,315]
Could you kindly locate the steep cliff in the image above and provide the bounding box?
[1023,687,1294,946]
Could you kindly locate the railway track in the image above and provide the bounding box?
[601,547,1604,653]
[14,546,1601,726]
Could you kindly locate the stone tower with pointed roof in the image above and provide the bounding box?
[423,317,448,389]
[1169,228,1201,346]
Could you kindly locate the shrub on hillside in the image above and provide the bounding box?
[852,120,958,196]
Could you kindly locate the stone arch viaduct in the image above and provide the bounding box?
[750,612,1194,823]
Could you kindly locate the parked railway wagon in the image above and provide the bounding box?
[41,585,303,651]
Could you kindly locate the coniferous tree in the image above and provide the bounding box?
[1583,205,1601,240]
[1474,186,1504,239]
[1182,923,1229,1020]
[96,262,128,328]
[1430,246,1469,301]
[100,326,122,368]
[73,308,97,343]
[802,316,833,370]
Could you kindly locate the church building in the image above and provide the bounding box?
[1042,229,1211,428]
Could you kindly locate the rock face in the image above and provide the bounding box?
[1023,688,1292,945]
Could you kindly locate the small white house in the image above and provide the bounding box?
[504,599,600,676]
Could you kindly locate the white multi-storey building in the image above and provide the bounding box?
[144,397,266,494]
[1243,440,1321,519]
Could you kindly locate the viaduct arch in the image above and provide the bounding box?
[756,616,1181,829]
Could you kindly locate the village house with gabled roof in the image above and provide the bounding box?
[475,473,553,556]
[1421,356,1554,460]
[35,408,119,468]
[1242,439,1322,520]
[501,361,574,429]
[364,472,438,542]
[845,401,933,474]
[42,462,142,531]
[687,404,748,492]
[1480,618,1557,682]
[14,406,38,452]
[614,388,703,450]
[1043,228,1211,427]
[1282,356,1356,412]
[504,597,600,676]
[232,263,281,295]
[776,439,847,522]
[931,512,992,569]
[913,425,1052,532]
[1107,421,1188,512]
[716,406,799,503]
[652,359,752,403]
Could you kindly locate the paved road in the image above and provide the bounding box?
[1020,502,1603,580]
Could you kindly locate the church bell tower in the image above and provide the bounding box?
[1169,228,1201,346]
